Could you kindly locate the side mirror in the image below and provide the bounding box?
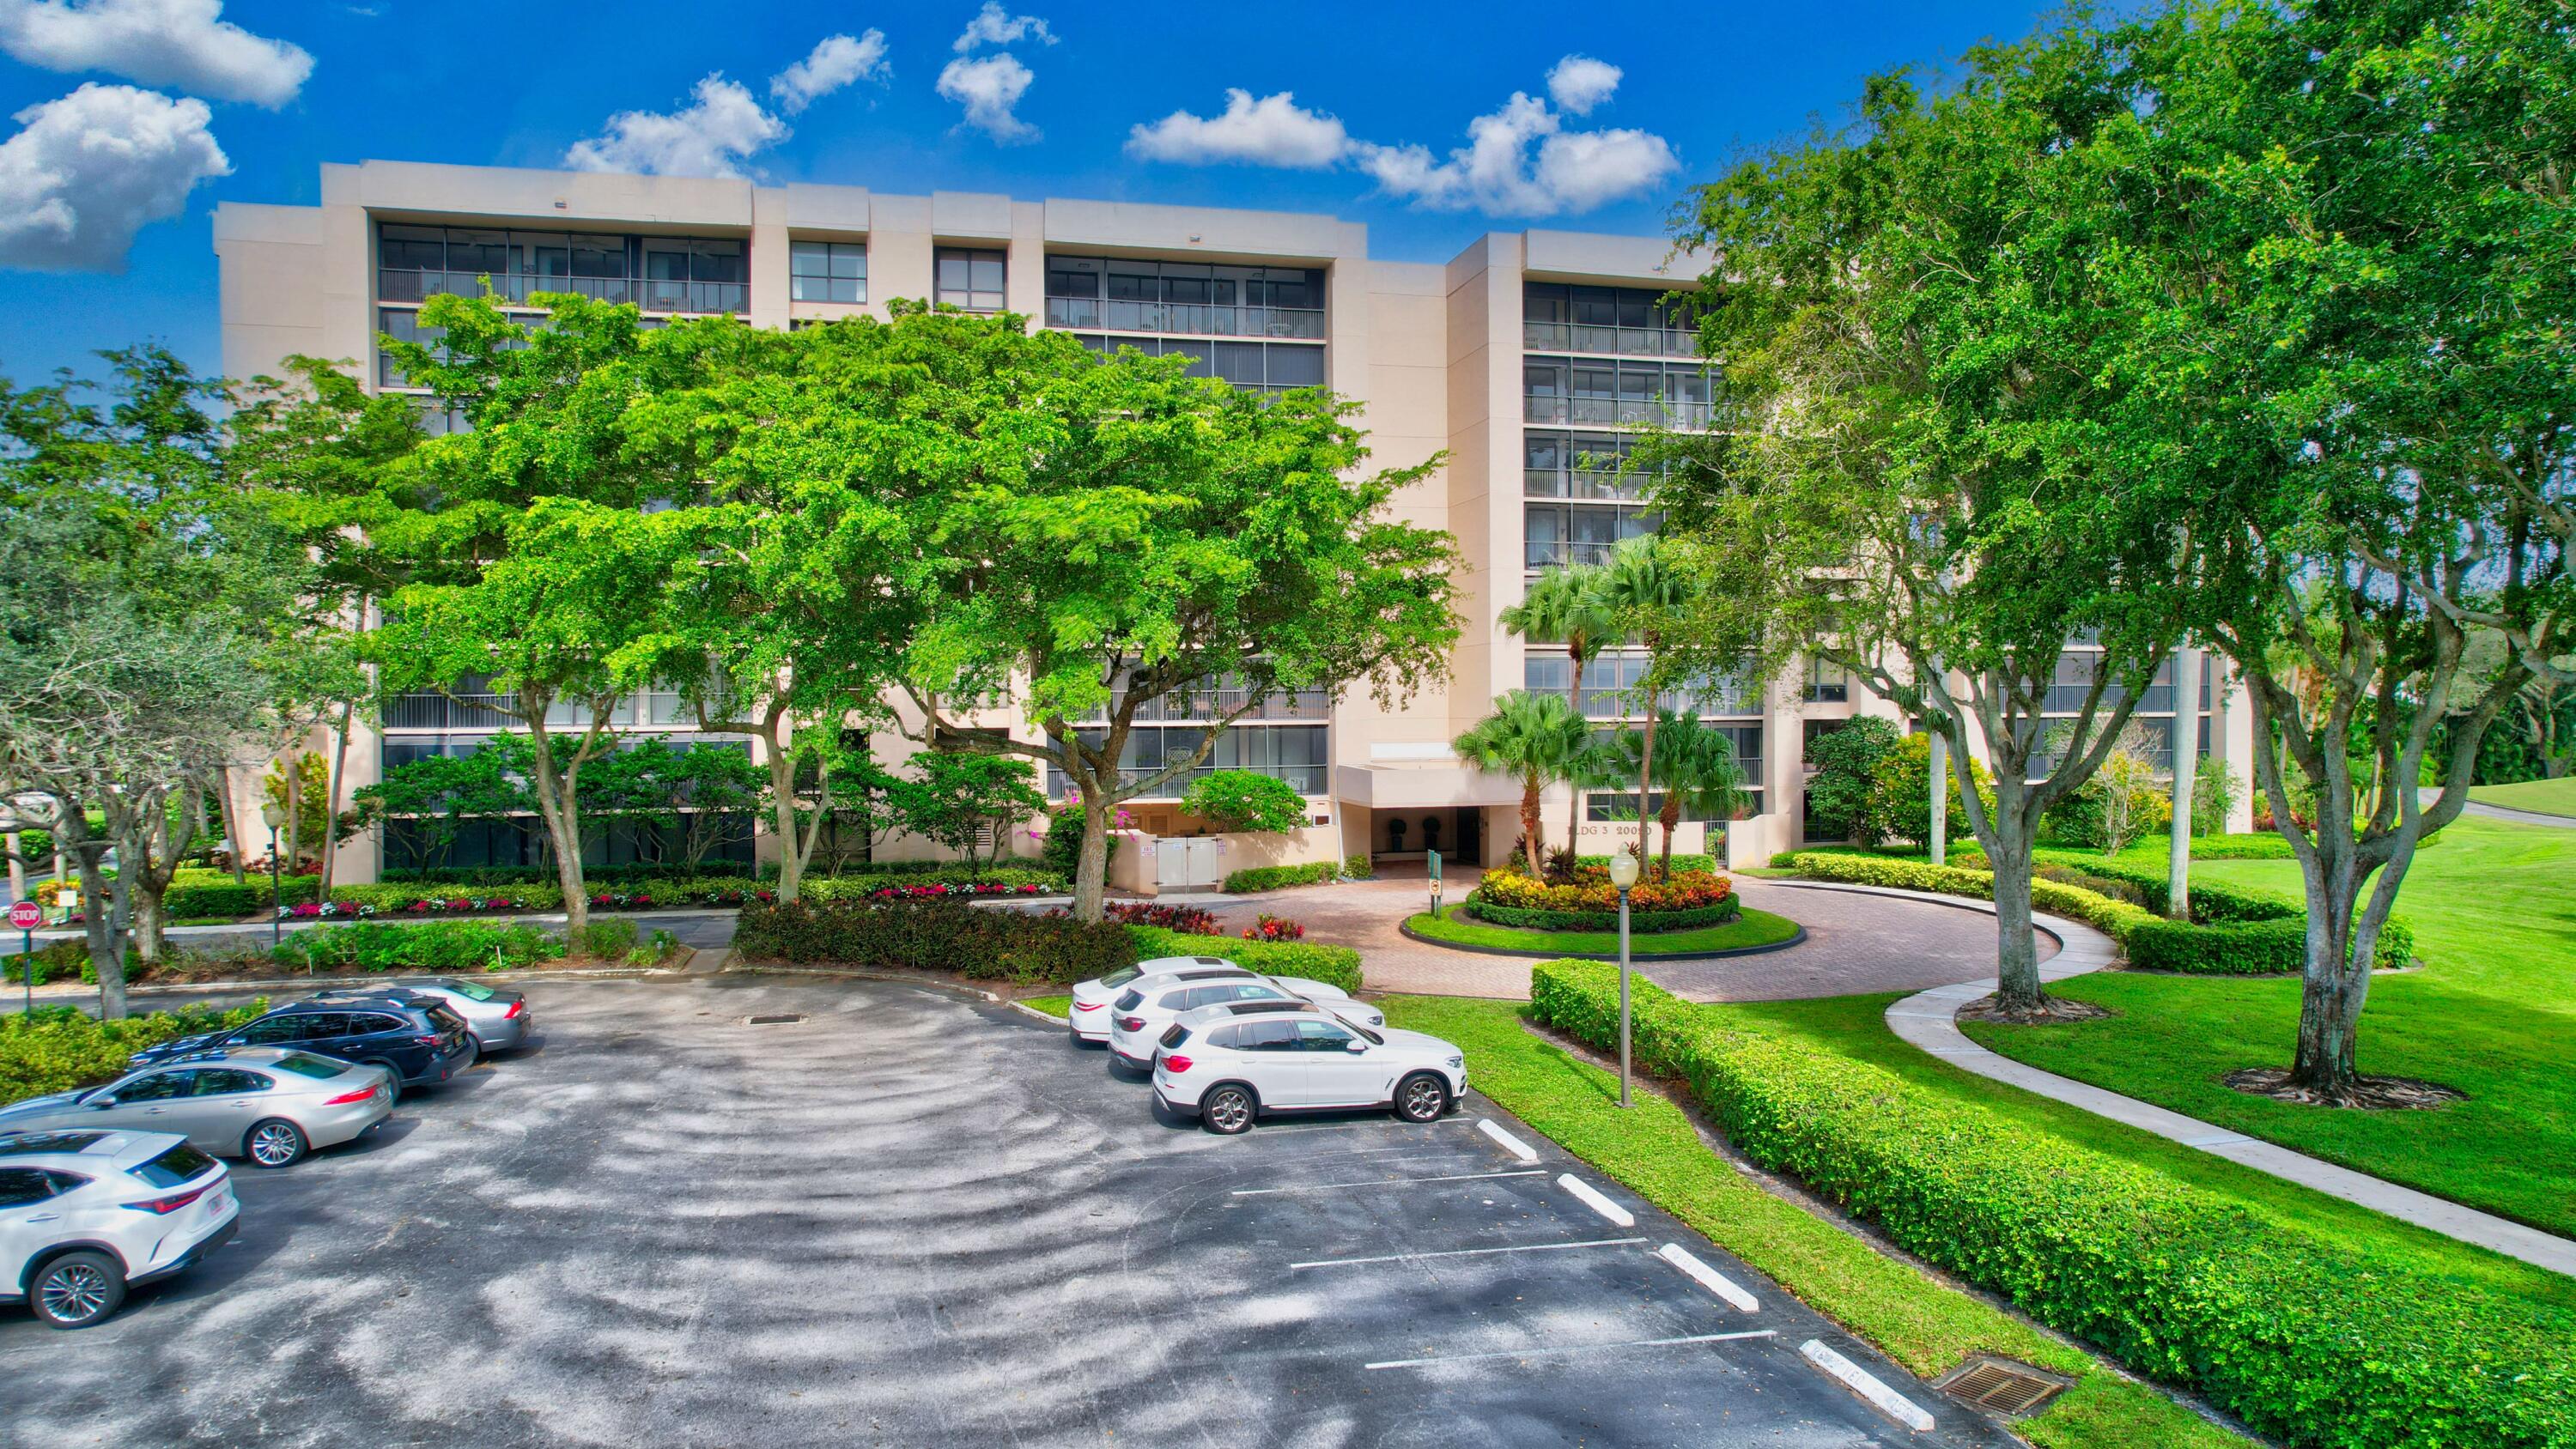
[1344,1039,1369,1054]
[85,1096,117,1109]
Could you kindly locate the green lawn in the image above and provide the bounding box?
[1380,994,2254,1449]
[2471,776,2576,818]
[1019,993,1072,1018]
[1405,902,1803,956]
[1960,815,2576,1237]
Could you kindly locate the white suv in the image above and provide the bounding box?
[1151,1002,1467,1134]
[1066,957,1363,1046]
[1099,967,1385,1070]
[0,1129,240,1328]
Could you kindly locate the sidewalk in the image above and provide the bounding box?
[1874,888,2576,1278]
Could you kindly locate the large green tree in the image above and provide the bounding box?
[1656,38,2213,1017]
[1498,564,1618,870]
[896,314,1462,920]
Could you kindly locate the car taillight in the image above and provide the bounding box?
[1115,1016,1145,1033]
[1072,1002,1103,1013]
[123,1185,212,1215]
[413,1034,441,1046]
[1163,1054,1193,1074]
[502,1000,524,1019]
[324,1084,380,1105]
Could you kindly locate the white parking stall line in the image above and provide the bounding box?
[1556,1173,1635,1228]
[1801,1339,1937,1433]
[1291,1236,1647,1270]
[1657,1243,1759,1313]
[1232,1170,1546,1197]
[1249,1117,1479,1137]
[1366,1329,1778,1372]
[1477,1119,1540,1161]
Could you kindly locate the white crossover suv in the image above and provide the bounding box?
[0,1129,240,1328]
[1151,1002,1467,1134]
[1097,968,1385,1070]
[1064,958,1375,1052]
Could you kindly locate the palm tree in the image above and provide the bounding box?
[1610,711,1748,878]
[1451,691,1595,876]
[1599,537,1692,870]
[1499,566,1616,873]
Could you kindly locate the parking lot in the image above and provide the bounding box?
[3,975,2008,1446]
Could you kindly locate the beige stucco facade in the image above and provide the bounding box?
[214,161,2251,886]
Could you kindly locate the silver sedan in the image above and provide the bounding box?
[0,1048,395,1168]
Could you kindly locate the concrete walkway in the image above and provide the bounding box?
[2464,798,2576,828]
[1880,891,2576,1279]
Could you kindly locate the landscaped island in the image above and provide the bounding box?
[1405,863,1801,958]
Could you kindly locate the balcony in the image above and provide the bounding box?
[1044,296,1326,340]
[1523,395,1713,429]
[1522,320,1698,357]
[1526,538,1621,570]
[1525,467,1650,501]
[380,269,748,315]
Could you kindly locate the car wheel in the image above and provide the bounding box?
[1393,1071,1449,1124]
[246,1117,307,1168]
[366,1064,402,1109]
[1200,1084,1257,1136]
[31,1251,125,1329]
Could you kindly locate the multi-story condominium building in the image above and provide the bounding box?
[213,161,2251,888]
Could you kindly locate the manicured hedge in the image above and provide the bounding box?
[1126,925,1363,994]
[1571,852,1720,876]
[1222,861,1341,893]
[1529,961,2574,1449]
[2032,852,2298,925]
[1464,896,1742,934]
[734,899,1138,985]
[3,1000,269,1106]
[277,919,572,973]
[1768,850,2410,973]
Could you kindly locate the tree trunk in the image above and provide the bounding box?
[4,830,21,905]
[526,731,592,940]
[319,703,354,898]
[2285,818,2373,1096]
[1560,644,1587,875]
[1657,797,1682,879]
[282,752,303,888]
[1520,779,1544,876]
[2166,648,2201,919]
[62,814,127,1019]
[216,764,246,884]
[1986,803,2046,1015]
[1634,692,1660,875]
[767,738,805,902]
[1072,793,1112,922]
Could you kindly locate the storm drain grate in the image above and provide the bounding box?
[742,1013,809,1026]
[1935,1356,2069,1416]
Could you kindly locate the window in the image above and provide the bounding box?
[295,1013,354,1040]
[936,247,1006,312]
[129,1143,216,1189]
[0,1167,79,1206]
[1523,282,1698,355]
[790,239,867,303]
[1043,255,1325,337]
[1807,658,1850,703]
[113,1072,195,1102]
[1237,1020,1298,1052]
[235,1015,308,1046]
[347,1013,404,1036]
[270,1052,349,1081]
[192,1070,270,1096]
[377,307,443,388]
[378,223,745,312]
[1293,1020,1355,1052]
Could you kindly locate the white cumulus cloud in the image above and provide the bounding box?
[562,74,788,179]
[770,29,889,114]
[0,0,312,108]
[1546,54,1621,116]
[952,1,1051,53]
[0,82,229,271]
[938,52,1037,142]
[1125,88,1348,168]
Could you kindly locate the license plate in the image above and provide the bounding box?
[205,1187,231,1216]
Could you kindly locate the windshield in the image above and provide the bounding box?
[440,981,499,1003]
[1350,1022,1386,1046]
[1113,990,1143,1012]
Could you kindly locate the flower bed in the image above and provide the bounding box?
[1106,902,1223,934]
[1466,866,1740,933]
[1241,912,1306,942]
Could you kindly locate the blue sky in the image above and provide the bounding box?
[0,0,2065,390]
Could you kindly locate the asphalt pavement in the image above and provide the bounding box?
[1,975,2011,1446]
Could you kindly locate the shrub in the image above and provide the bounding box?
[1125,925,1361,993]
[1465,897,1743,934]
[1802,716,1900,845]
[1182,771,1311,834]
[1771,850,2411,972]
[1868,733,1993,847]
[577,918,640,961]
[2,939,93,987]
[1527,961,2573,1449]
[1566,852,1721,876]
[1038,803,1124,880]
[2,1000,270,1106]
[803,865,1064,900]
[1342,853,1374,880]
[734,899,1137,985]
[1471,866,1735,925]
[1241,913,1306,942]
[279,920,568,974]
[1104,902,1222,935]
[1222,860,1340,893]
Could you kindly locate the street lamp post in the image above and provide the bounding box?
[1607,850,1640,1107]
[259,802,285,949]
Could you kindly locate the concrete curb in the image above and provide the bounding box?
[19,964,686,1003]
[1870,882,2576,1278]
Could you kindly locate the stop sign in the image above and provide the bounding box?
[8,900,39,930]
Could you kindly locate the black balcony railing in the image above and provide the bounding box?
[1522,320,1698,356]
[1524,395,1714,429]
[1045,295,1327,340]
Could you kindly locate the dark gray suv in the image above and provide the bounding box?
[128,997,476,1104]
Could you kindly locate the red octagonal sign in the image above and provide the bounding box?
[8,900,40,930]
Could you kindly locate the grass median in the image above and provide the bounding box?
[1378,992,2251,1449]
[1020,993,1072,1018]
[1404,901,1802,956]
